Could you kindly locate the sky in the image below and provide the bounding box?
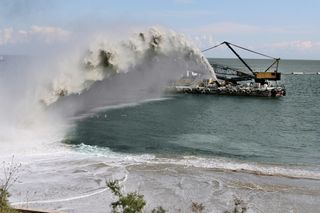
[0,0,319,59]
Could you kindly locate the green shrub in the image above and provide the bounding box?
[224,197,247,213]
[107,180,146,213]
[0,158,20,213]
[106,179,168,213]
[151,206,166,213]
[191,202,205,213]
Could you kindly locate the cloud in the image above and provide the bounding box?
[30,26,64,34]
[269,40,320,50]
[29,25,70,43]
[0,25,70,46]
[193,22,289,35]
[191,34,217,50]
[181,22,291,50]
[178,22,320,59]
[0,28,14,45]
[146,9,213,18]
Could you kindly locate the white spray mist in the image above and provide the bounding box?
[0,26,216,155]
[40,27,216,105]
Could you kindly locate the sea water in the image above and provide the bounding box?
[1,57,320,212]
[66,59,320,166]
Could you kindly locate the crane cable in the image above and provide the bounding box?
[202,41,277,60]
[201,42,224,53]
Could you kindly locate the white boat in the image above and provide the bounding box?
[292,72,304,75]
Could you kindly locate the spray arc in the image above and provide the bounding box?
[40,27,217,106]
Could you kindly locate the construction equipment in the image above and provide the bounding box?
[202,41,281,84]
[167,41,286,97]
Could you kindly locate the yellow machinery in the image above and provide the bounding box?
[255,72,281,81]
[203,41,282,84]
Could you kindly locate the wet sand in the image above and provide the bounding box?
[8,154,320,213]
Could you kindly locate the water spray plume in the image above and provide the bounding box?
[0,26,217,153]
[40,27,216,105]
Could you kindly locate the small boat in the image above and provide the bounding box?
[292,72,304,75]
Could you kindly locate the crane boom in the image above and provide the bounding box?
[202,41,281,83]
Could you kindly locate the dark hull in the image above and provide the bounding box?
[167,86,286,97]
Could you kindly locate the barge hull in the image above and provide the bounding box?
[167,86,286,97]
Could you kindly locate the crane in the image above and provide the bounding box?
[202,41,281,84]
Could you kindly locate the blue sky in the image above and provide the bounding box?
[0,0,319,59]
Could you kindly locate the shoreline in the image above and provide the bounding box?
[6,153,320,213]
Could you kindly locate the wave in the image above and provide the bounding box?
[66,143,320,180]
[163,156,320,180]
[40,27,216,105]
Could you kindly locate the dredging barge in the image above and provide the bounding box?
[168,41,286,97]
[168,81,286,97]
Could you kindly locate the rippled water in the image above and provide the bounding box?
[67,74,320,167]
